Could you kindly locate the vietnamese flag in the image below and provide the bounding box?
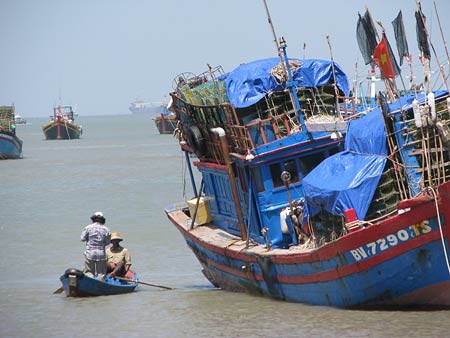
[373,34,395,78]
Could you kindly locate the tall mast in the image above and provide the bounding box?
[262,0,308,136]
[262,0,284,67]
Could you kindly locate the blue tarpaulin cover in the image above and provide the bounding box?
[302,108,387,220]
[225,58,350,108]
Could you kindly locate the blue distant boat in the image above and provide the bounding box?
[59,268,138,297]
[0,105,23,159]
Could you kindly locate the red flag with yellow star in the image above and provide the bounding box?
[373,34,395,78]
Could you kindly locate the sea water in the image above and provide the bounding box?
[1,114,449,338]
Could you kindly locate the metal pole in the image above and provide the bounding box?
[190,179,204,230]
[279,38,308,137]
[185,150,198,197]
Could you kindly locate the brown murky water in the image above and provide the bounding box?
[1,114,449,338]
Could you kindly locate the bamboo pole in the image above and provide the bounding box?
[326,35,342,116]
[433,1,450,65]
[416,0,449,91]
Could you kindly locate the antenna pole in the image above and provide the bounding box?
[262,0,284,68]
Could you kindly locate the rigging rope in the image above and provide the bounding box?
[428,187,450,275]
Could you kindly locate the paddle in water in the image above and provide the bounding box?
[53,287,64,294]
[114,276,175,290]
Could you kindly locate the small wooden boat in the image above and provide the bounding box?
[42,105,82,140]
[59,268,138,297]
[153,106,177,134]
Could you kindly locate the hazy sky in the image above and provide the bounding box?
[1,0,449,117]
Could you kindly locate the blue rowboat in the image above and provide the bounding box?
[59,268,138,297]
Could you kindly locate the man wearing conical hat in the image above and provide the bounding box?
[106,232,132,278]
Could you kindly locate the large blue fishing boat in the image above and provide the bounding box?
[164,2,450,308]
[0,105,23,159]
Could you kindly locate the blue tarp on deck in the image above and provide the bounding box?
[225,58,350,108]
[302,108,387,220]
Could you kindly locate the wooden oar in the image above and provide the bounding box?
[53,286,64,294]
[114,276,175,290]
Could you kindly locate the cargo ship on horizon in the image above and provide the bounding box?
[129,100,162,114]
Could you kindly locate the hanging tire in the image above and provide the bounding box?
[186,125,207,157]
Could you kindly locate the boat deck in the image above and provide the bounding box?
[166,203,317,257]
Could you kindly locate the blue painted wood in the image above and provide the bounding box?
[0,131,23,159]
[60,269,138,297]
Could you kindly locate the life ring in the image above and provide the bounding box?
[64,268,84,279]
[186,125,207,157]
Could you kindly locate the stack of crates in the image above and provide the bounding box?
[0,106,15,131]
[187,197,213,225]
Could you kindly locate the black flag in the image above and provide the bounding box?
[392,10,409,66]
[415,6,431,59]
[356,10,378,65]
[386,34,402,77]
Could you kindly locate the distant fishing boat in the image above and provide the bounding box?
[15,115,27,125]
[59,268,138,297]
[129,99,161,114]
[0,105,23,159]
[164,1,450,308]
[42,105,82,140]
[153,106,177,134]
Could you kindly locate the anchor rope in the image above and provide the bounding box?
[63,119,71,140]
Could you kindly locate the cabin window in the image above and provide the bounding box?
[251,167,265,192]
[269,162,284,188]
[270,160,300,188]
[299,152,326,176]
[284,159,299,183]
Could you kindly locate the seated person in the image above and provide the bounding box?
[106,232,131,278]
